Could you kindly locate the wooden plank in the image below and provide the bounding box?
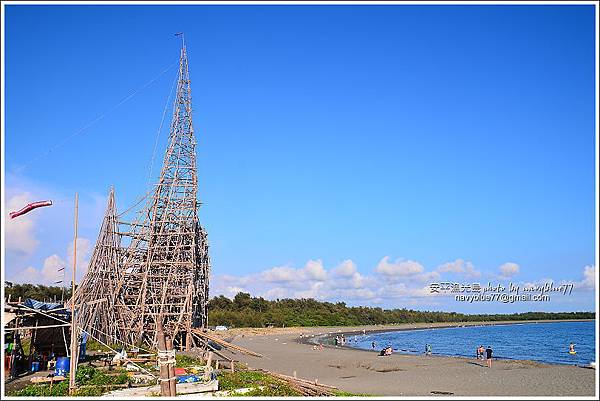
[191,329,263,357]
[31,376,66,384]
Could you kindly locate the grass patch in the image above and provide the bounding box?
[175,354,206,368]
[333,390,371,396]
[217,370,300,396]
[9,365,131,397]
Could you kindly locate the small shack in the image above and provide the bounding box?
[4,298,72,378]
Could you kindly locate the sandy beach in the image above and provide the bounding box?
[217,321,596,396]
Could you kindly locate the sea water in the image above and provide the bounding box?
[346,320,595,366]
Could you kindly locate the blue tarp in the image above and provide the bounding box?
[22,299,69,316]
[23,298,63,311]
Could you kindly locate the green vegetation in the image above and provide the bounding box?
[217,370,300,396]
[333,390,371,397]
[5,282,72,303]
[208,292,595,328]
[6,283,594,328]
[10,366,130,397]
[175,354,205,368]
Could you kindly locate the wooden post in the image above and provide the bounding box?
[157,326,170,397]
[68,193,79,396]
[230,360,235,373]
[206,351,213,368]
[165,335,177,396]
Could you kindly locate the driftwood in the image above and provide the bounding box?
[191,329,263,357]
[31,376,66,384]
[250,368,338,396]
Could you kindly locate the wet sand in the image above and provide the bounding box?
[218,322,596,396]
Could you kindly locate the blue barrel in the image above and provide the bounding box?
[31,361,40,372]
[55,357,70,377]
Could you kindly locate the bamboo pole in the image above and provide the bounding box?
[165,335,177,396]
[191,329,263,357]
[157,325,170,397]
[68,193,79,395]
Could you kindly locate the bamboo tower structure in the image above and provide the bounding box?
[75,39,210,350]
[76,187,130,344]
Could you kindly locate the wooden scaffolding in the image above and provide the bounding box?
[75,40,211,350]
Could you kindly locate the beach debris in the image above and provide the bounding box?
[249,368,338,396]
[30,375,66,384]
[431,390,454,395]
[191,329,263,357]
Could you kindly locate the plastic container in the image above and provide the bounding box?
[55,357,70,377]
[31,361,40,372]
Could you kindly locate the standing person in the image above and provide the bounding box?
[372,341,376,349]
[425,344,432,356]
[477,345,485,360]
[79,331,88,361]
[485,346,493,368]
[569,343,576,354]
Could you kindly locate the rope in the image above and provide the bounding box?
[15,59,179,173]
[116,191,150,218]
[147,68,179,188]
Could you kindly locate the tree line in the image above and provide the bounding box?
[5,282,72,303]
[206,292,594,327]
[5,284,594,327]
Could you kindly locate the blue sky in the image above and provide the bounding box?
[3,4,597,313]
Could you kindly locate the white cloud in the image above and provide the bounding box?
[415,271,442,283]
[261,259,327,283]
[262,266,297,283]
[332,260,357,277]
[499,262,520,279]
[10,266,40,284]
[304,260,327,281]
[375,256,424,277]
[5,193,40,256]
[210,257,594,310]
[437,259,481,278]
[577,265,595,290]
[9,254,67,285]
[68,238,92,281]
[9,239,91,285]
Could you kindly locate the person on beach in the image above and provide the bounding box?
[486,346,493,368]
[477,345,485,360]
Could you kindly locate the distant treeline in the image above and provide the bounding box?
[4,284,594,327]
[207,292,595,328]
[5,282,72,303]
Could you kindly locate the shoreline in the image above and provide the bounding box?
[296,319,595,367]
[221,319,596,396]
